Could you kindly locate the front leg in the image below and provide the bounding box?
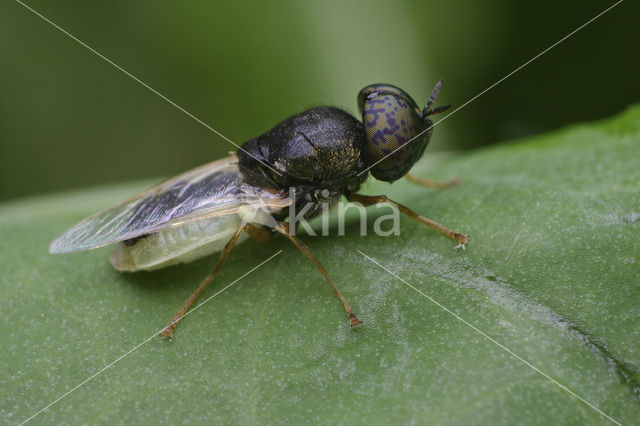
[405,172,460,189]
[346,193,469,249]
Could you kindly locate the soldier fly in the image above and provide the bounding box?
[50,79,468,339]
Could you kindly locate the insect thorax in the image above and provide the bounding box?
[237,106,369,220]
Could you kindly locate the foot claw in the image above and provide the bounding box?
[160,327,174,341]
[444,177,461,188]
[349,314,362,328]
[452,233,469,250]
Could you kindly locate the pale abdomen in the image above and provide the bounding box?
[109,214,247,272]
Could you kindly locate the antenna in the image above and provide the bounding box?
[421,78,452,118]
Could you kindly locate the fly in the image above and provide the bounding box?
[50,79,468,340]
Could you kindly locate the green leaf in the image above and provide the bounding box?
[1,105,639,425]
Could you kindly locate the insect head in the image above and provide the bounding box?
[357,79,450,182]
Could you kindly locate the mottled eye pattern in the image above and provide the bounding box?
[358,84,432,183]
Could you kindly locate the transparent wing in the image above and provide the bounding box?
[50,155,290,254]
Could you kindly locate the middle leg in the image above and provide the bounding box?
[274,222,362,327]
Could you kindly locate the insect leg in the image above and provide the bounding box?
[346,193,469,248]
[160,222,265,340]
[244,223,272,242]
[274,222,362,328]
[405,173,460,189]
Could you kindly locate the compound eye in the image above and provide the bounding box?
[358,84,431,182]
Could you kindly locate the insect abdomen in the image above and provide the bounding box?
[110,215,247,271]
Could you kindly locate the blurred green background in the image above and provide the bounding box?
[1,0,638,201]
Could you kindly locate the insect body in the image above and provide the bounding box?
[50,79,468,339]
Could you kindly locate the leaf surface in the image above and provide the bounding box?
[1,106,639,425]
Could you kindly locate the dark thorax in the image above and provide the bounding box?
[237,106,369,221]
